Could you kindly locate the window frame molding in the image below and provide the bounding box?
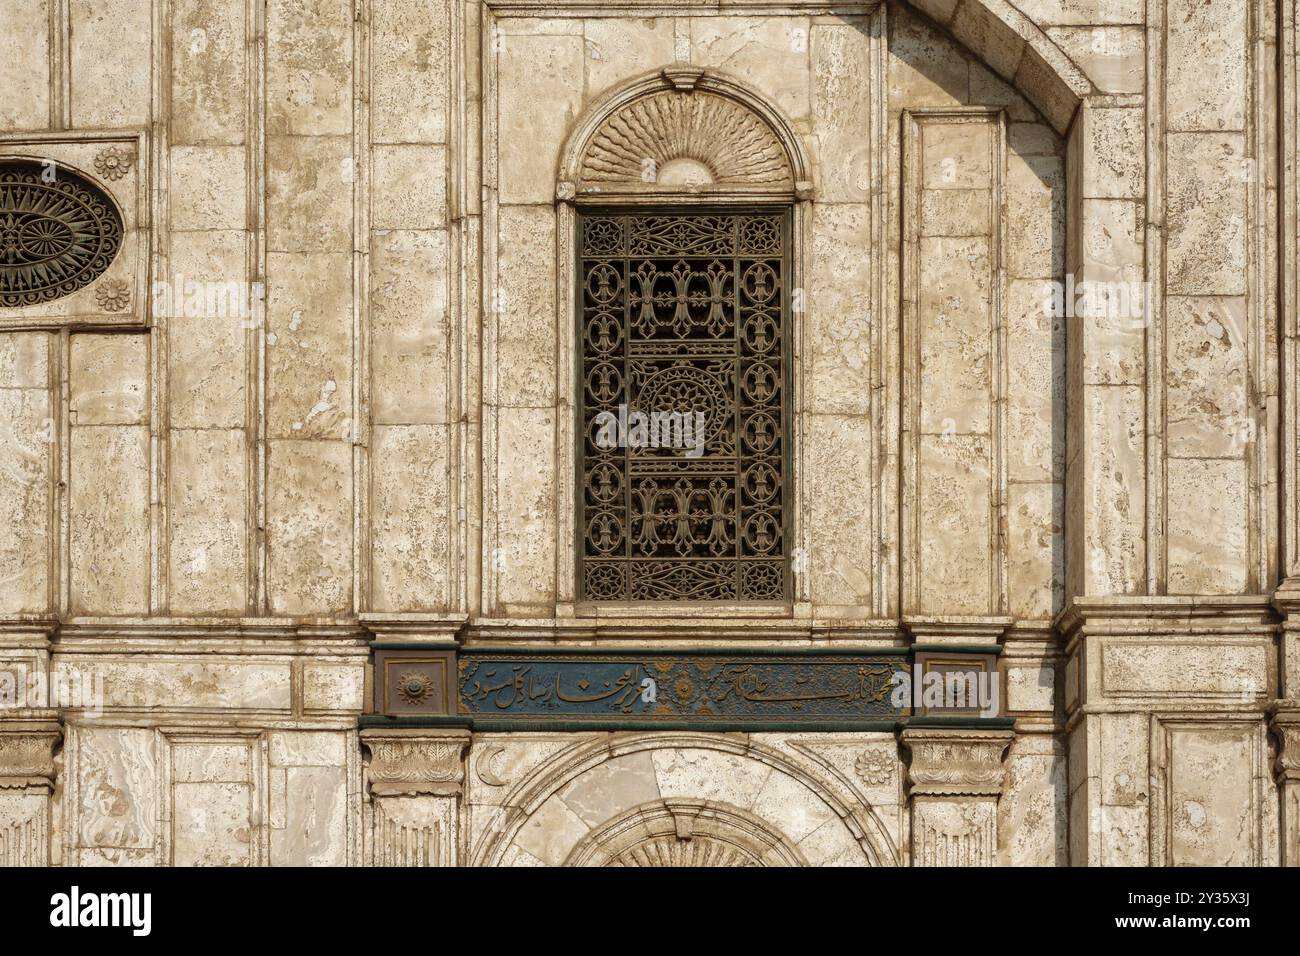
[554,69,815,620]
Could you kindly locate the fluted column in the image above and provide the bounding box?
[361,728,470,866]
[0,716,62,866]
[901,727,1013,866]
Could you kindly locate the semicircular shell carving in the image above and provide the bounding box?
[578,91,794,193]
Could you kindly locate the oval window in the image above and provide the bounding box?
[0,160,125,308]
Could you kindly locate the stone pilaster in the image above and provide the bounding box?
[1271,579,1300,866]
[901,727,1014,866]
[361,728,471,866]
[0,716,62,867]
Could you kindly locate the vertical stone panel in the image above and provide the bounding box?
[68,334,150,615]
[0,0,50,129]
[904,113,1001,615]
[264,0,354,616]
[496,30,583,205]
[69,0,151,127]
[266,440,352,615]
[269,731,349,866]
[0,333,52,614]
[495,206,556,409]
[171,0,247,146]
[1166,0,1247,132]
[169,429,247,613]
[493,406,555,612]
[370,424,449,611]
[371,0,448,144]
[169,738,259,866]
[73,726,159,863]
[370,229,449,425]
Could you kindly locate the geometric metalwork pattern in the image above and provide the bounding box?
[0,160,124,308]
[578,210,789,601]
[458,651,908,724]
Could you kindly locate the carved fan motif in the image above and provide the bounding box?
[579,91,794,191]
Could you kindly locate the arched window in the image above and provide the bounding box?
[565,70,806,603]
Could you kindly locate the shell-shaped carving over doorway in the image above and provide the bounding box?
[560,68,809,203]
[580,91,793,191]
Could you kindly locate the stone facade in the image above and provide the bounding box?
[0,0,1295,866]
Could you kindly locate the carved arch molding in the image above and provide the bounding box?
[559,67,811,203]
[473,734,902,867]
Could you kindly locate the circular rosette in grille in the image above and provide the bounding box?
[633,365,729,449]
[0,160,125,308]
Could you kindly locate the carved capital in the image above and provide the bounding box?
[361,729,470,797]
[1271,709,1300,783]
[900,728,1013,797]
[0,718,62,791]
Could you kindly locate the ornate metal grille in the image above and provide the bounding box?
[0,160,123,308]
[578,210,789,602]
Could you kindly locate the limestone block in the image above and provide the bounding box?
[1048,26,1143,95]
[371,0,449,144]
[170,146,248,232]
[496,33,583,204]
[1007,481,1063,619]
[173,781,254,866]
[1071,384,1144,595]
[582,18,677,98]
[808,203,871,415]
[1000,737,1067,866]
[370,423,450,612]
[649,747,774,810]
[495,205,556,408]
[1160,723,1263,865]
[1005,151,1064,279]
[0,0,49,130]
[266,439,353,615]
[556,751,660,828]
[69,425,150,615]
[302,663,365,712]
[1080,106,1143,200]
[889,7,968,108]
[1012,0,1145,25]
[1165,296,1248,459]
[271,765,348,865]
[1006,279,1064,482]
[168,428,247,614]
[74,726,158,852]
[57,656,292,711]
[811,21,872,204]
[371,229,450,425]
[267,0,353,136]
[492,406,555,610]
[918,235,992,435]
[1166,133,1248,296]
[167,230,249,430]
[1167,458,1249,594]
[373,145,448,230]
[1166,0,1247,132]
[267,135,353,252]
[69,0,151,127]
[69,333,147,426]
[0,333,49,388]
[805,414,873,608]
[266,252,353,440]
[171,0,247,146]
[0,385,52,614]
[691,17,812,122]
[918,434,992,614]
[1099,640,1268,701]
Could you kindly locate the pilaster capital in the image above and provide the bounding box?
[900,727,1014,797]
[0,716,62,791]
[361,728,471,797]
[1270,707,1300,783]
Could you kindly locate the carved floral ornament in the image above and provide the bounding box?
[561,68,810,202]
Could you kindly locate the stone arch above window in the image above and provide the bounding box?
[558,68,811,204]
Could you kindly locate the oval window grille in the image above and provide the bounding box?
[0,160,124,308]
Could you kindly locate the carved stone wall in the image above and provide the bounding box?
[0,0,1290,867]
